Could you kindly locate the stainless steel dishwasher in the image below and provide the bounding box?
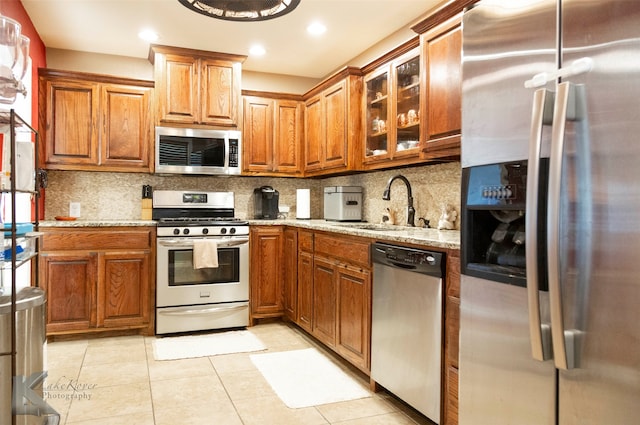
[371,242,443,423]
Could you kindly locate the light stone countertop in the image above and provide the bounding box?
[249,219,460,251]
[38,219,460,250]
[38,220,158,227]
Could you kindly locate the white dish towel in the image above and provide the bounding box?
[192,239,219,269]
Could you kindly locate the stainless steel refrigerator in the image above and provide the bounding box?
[459,1,640,424]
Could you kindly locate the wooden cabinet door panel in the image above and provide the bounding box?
[283,228,298,321]
[446,295,460,368]
[201,59,239,126]
[426,24,461,140]
[40,252,97,332]
[99,251,150,328]
[162,54,199,123]
[101,84,151,170]
[312,256,337,347]
[44,80,99,165]
[244,96,274,172]
[446,365,459,425]
[250,227,283,317]
[297,250,314,333]
[304,95,323,171]
[323,81,348,169]
[336,266,370,370]
[274,99,302,173]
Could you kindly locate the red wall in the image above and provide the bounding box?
[0,0,46,130]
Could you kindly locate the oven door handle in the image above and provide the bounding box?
[158,237,249,249]
[159,304,248,316]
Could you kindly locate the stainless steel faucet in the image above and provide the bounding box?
[382,174,415,227]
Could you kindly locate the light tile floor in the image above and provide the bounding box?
[44,322,436,425]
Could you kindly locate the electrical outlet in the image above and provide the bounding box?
[69,202,81,217]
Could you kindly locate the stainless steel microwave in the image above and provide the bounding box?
[155,127,242,175]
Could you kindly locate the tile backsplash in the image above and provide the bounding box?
[44,162,461,229]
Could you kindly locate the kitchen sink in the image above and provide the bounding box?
[331,223,408,232]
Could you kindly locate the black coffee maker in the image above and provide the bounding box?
[254,186,279,219]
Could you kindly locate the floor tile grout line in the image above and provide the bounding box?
[144,336,158,425]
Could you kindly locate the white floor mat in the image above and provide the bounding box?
[152,330,266,360]
[250,347,371,408]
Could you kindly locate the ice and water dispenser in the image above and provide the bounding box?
[461,160,548,288]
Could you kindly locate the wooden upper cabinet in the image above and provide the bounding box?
[303,68,363,176]
[101,84,152,169]
[244,96,274,172]
[161,53,199,123]
[39,69,153,172]
[243,93,303,176]
[362,46,423,170]
[323,80,348,169]
[274,99,303,173]
[201,58,239,126]
[150,45,245,128]
[420,13,462,159]
[304,94,323,171]
[40,78,100,167]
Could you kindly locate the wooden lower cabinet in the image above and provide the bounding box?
[294,231,372,373]
[249,226,284,321]
[297,248,314,333]
[42,252,96,333]
[39,227,155,336]
[283,228,298,320]
[443,250,461,425]
[100,251,151,328]
[312,256,337,347]
[446,365,459,425]
[336,264,370,370]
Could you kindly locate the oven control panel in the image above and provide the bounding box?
[157,226,250,237]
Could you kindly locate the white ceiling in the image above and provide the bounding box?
[21,0,446,79]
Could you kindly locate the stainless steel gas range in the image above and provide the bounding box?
[152,190,249,334]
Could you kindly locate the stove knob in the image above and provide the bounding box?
[229,227,236,234]
[183,228,190,235]
[202,228,209,235]
[220,228,227,234]
[173,228,180,235]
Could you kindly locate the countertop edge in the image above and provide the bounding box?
[249,219,460,251]
[37,219,460,250]
[38,220,158,227]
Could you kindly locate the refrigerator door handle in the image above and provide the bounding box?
[526,88,554,362]
[548,81,587,370]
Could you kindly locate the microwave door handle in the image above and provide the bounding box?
[526,88,554,362]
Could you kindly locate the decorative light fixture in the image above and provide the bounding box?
[178,0,301,22]
[0,14,30,104]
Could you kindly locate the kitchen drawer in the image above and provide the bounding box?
[314,233,369,268]
[41,228,153,251]
[298,230,314,252]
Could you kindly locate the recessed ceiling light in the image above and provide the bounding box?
[307,22,327,36]
[138,29,159,42]
[249,45,266,56]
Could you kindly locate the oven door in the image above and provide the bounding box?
[156,235,249,308]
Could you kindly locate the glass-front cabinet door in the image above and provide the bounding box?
[364,68,390,160]
[394,53,421,157]
[363,47,420,166]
